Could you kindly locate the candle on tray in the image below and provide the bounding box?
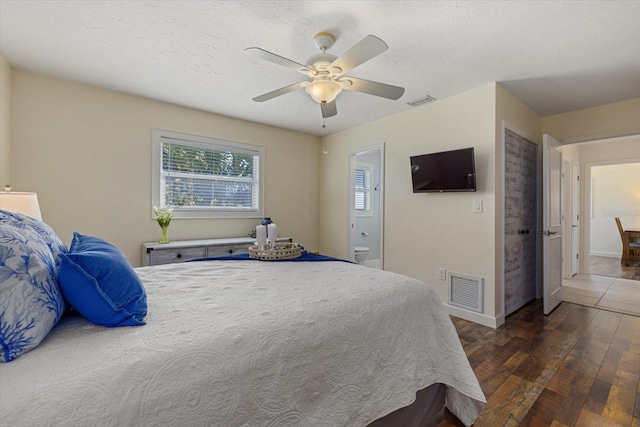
[267,223,277,246]
[256,225,267,245]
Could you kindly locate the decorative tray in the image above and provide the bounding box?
[248,243,302,260]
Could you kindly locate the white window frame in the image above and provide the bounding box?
[152,129,264,219]
[355,162,373,217]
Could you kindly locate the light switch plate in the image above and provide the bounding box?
[473,200,483,213]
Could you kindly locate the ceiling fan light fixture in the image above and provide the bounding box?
[305,78,342,104]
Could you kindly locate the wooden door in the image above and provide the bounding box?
[505,131,538,316]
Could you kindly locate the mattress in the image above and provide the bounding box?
[0,259,485,426]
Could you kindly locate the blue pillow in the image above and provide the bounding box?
[0,224,66,362]
[0,209,67,268]
[58,233,146,327]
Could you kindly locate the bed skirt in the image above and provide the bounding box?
[368,383,446,427]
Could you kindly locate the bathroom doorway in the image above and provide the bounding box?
[349,144,384,269]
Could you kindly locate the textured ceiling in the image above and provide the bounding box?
[1,1,639,137]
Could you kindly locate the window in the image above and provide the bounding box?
[152,129,264,219]
[354,162,372,216]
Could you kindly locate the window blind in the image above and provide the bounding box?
[355,168,370,211]
[152,129,264,218]
[161,139,259,211]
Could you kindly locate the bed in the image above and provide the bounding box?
[0,213,485,427]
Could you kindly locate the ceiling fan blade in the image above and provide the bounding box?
[329,35,388,76]
[341,77,405,100]
[245,47,313,76]
[321,100,337,118]
[252,81,309,102]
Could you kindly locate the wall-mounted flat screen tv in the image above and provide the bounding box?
[410,147,476,192]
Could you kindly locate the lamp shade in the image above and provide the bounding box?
[305,79,342,104]
[0,192,42,220]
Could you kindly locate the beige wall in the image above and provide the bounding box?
[0,52,10,185]
[10,69,321,266]
[542,97,640,143]
[320,83,499,323]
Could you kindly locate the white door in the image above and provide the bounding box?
[543,134,563,315]
[571,161,580,276]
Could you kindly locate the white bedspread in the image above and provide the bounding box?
[0,260,485,426]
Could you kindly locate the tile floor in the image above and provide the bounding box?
[562,274,640,316]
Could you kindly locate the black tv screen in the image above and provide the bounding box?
[410,147,476,192]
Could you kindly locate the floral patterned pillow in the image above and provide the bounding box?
[0,209,67,268]
[0,224,67,362]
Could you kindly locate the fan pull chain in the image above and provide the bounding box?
[322,115,328,154]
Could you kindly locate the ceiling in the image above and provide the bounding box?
[1,1,639,137]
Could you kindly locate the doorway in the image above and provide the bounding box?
[585,160,640,279]
[349,144,384,268]
[560,135,640,316]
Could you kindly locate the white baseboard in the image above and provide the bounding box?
[444,304,504,329]
[590,251,620,258]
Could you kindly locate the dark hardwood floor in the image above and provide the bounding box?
[590,256,640,281]
[435,299,640,427]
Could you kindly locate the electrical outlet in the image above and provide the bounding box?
[438,268,446,281]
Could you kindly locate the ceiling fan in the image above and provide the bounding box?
[245,32,405,119]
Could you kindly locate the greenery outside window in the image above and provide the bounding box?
[355,162,372,217]
[152,129,264,219]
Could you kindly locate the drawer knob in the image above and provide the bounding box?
[228,249,234,254]
[176,253,182,259]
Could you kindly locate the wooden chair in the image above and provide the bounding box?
[615,217,640,266]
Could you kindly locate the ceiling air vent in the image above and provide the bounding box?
[407,95,437,107]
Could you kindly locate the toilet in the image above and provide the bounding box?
[354,247,370,265]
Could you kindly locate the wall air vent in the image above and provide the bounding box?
[448,272,484,313]
[407,95,437,107]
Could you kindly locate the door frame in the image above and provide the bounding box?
[571,160,580,276]
[348,144,385,267]
[562,158,572,278]
[499,122,541,322]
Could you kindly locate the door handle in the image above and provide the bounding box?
[548,231,558,235]
[572,225,578,228]
[519,229,531,235]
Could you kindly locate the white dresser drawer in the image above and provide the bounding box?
[147,246,207,266]
[206,243,250,258]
